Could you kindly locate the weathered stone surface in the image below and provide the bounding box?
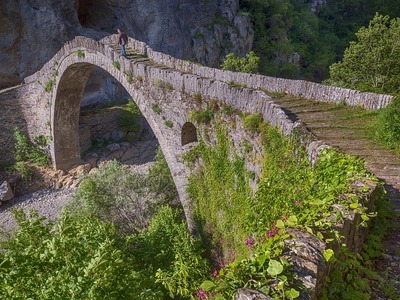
[0,0,253,87]
[0,181,13,202]
[235,288,270,300]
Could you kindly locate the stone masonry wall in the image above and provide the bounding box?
[0,83,50,164]
[101,35,393,110]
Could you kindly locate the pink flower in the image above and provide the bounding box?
[196,289,208,300]
[211,269,219,277]
[267,225,280,238]
[245,236,255,246]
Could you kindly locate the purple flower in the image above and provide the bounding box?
[211,269,219,277]
[196,289,208,300]
[245,236,255,246]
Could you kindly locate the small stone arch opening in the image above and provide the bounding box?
[181,122,198,146]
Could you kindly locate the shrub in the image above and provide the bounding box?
[151,103,162,114]
[125,71,133,83]
[0,210,137,300]
[221,51,260,73]
[13,128,49,166]
[189,107,214,124]
[152,79,164,88]
[76,49,85,58]
[72,149,178,233]
[194,92,202,103]
[44,79,55,93]
[72,160,154,232]
[147,148,178,203]
[376,96,400,153]
[242,113,263,132]
[118,100,141,134]
[112,61,120,70]
[164,120,173,128]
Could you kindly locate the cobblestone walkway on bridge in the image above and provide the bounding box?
[272,95,400,299]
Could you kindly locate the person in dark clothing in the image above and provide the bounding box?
[117,28,128,57]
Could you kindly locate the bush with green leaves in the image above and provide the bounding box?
[328,14,400,95]
[0,206,209,300]
[72,160,157,233]
[72,148,178,233]
[221,51,260,73]
[189,107,214,124]
[0,210,137,300]
[242,113,263,132]
[186,119,380,298]
[13,128,49,167]
[118,100,141,135]
[376,96,400,153]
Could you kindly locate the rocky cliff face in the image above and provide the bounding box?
[0,0,253,88]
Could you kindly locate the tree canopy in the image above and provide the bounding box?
[328,13,400,95]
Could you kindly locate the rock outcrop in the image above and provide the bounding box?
[0,0,253,88]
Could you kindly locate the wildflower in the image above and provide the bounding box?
[267,224,280,238]
[211,269,219,277]
[245,236,255,247]
[196,289,208,300]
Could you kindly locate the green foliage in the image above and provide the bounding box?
[76,49,85,58]
[151,103,162,114]
[376,96,400,153]
[13,128,49,167]
[164,120,173,128]
[112,61,120,70]
[227,81,248,89]
[189,107,214,124]
[221,51,260,73]
[118,100,141,135]
[130,205,210,298]
[147,148,178,203]
[73,148,178,232]
[0,206,209,299]
[242,113,263,132]
[165,82,174,91]
[72,160,151,232]
[187,115,379,298]
[328,13,400,94]
[44,79,55,93]
[239,0,400,81]
[125,71,133,83]
[0,210,137,300]
[194,92,202,103]
[152,79,164,88]
[12,161,32,179]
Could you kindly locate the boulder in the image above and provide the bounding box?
[0,181,14,202]
[235,288,270,300]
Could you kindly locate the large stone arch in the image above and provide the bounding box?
[49,48,196,232]
[51,62,94,170]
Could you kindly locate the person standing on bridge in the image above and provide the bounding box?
[117,28,128,57]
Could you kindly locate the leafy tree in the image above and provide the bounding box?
[328,13,400,94]
[221,51,260,73]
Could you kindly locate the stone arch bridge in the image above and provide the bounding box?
[1,34,394,231]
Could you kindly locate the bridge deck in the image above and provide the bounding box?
[272,94,400,291]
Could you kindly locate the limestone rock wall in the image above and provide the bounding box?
[0,0,253,88]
